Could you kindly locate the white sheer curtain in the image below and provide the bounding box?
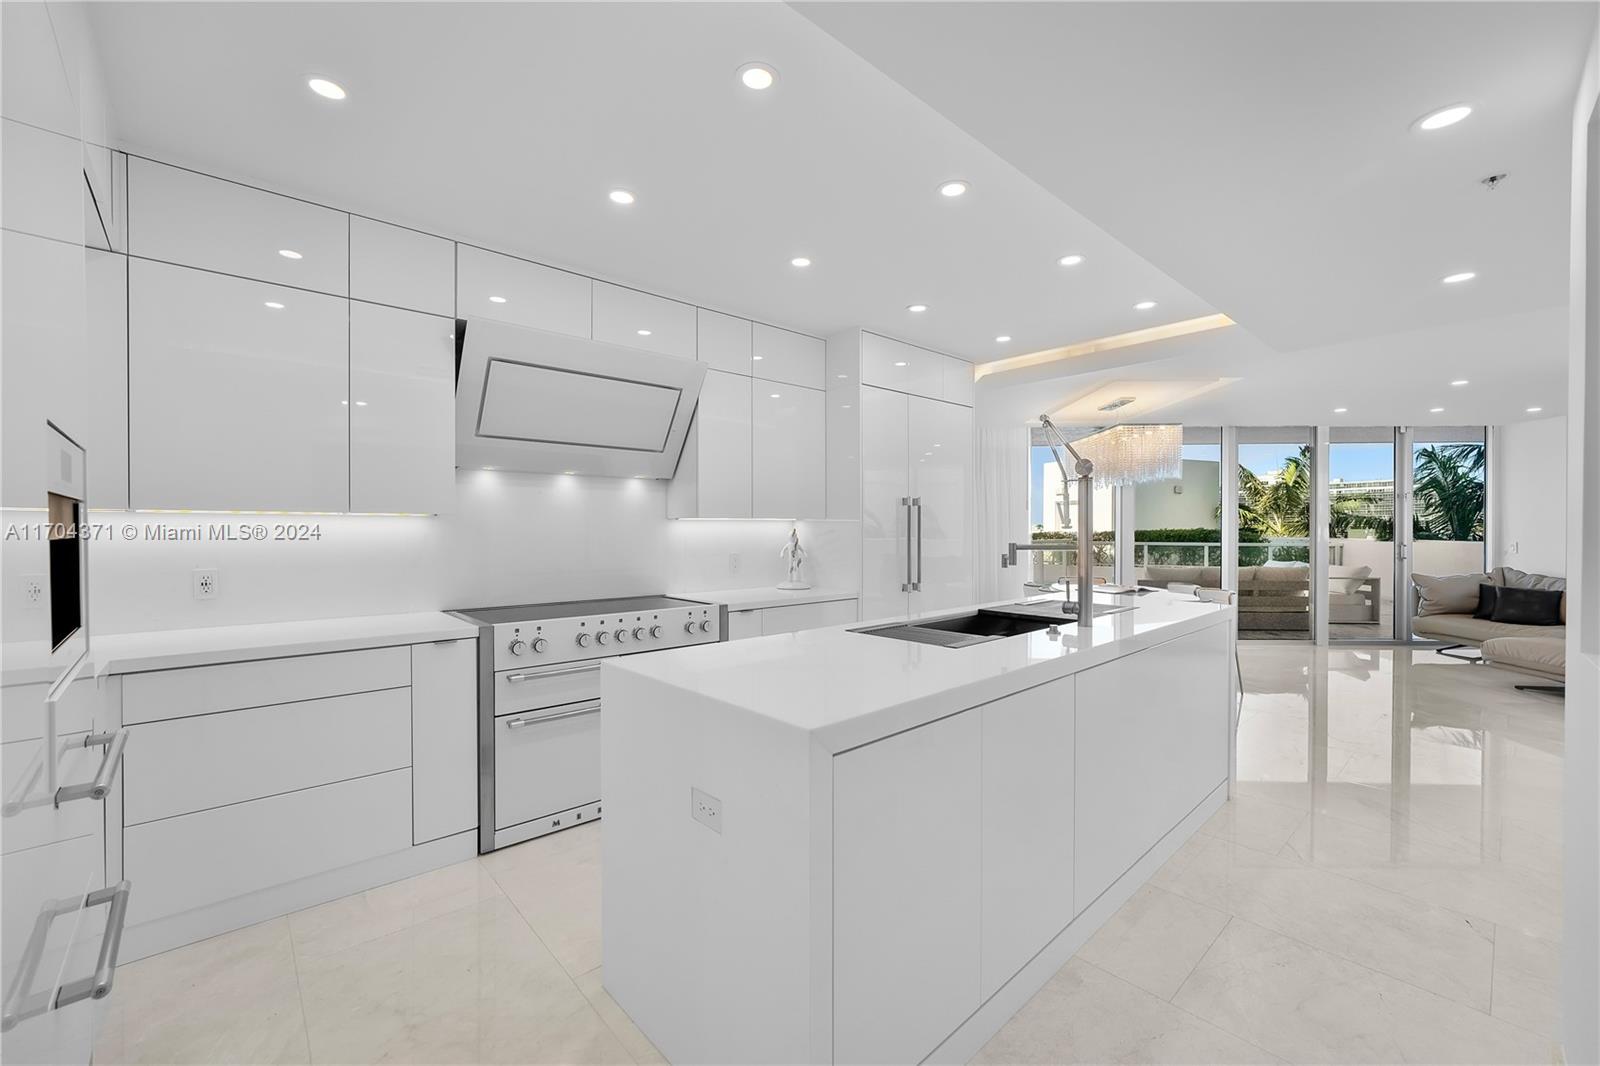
[974,425,1030,601]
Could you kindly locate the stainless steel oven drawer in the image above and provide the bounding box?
[493,701,601,830]
[493,661,600,716]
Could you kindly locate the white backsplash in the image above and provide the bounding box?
[2,472,860,637]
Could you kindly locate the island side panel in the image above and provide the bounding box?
[1073,622,1232,908]
[601,666,818,1065]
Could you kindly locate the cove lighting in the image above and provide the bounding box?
[1416,105,1471,131]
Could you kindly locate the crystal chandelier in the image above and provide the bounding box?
[1070,423,1183,486]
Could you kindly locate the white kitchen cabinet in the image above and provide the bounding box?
[1,730,107,855]
[1,118,82,244]
[726,609,762,641]
[1074,624,1230,909]
[980,679,1075,999]
[128,259,349,512]
[759,598,858,635]
[411,639,478,846]
[943,354,976,405]
[751,384,825,519]
[457,243,590,338]
[861,331,944,399]
[127,157,348,295]
[350,301,456,514]
[834,708,981,1065]
[667,369,752,519]
[593,281,696,358]
[695,308,751,374]
[752,323,825,389]
[87,247,129,508]
[122,645,409,725]
[350,216,455,316]
[860,385,973,619]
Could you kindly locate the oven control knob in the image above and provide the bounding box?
[531,638,548,654]
[596,630,610,645]
[683,621,696,634]
[508,638,526,656]
[632,627,646,641]
[649,625,663,639]
[575,632,592,648]
[614,629,628,643]
[698,620,712,633]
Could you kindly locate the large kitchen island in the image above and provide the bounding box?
[600,588,1236,1065]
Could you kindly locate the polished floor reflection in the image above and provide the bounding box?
[96,646,1563,1065]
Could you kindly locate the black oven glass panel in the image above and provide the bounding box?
[47,491,82,651]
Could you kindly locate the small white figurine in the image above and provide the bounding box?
[778,527,810,590]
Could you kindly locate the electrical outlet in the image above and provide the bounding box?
[21,575,45,609]
[690,787,722,834]
[1509,541,1520,555]
[728,553,741,576]
[192,568,219,600]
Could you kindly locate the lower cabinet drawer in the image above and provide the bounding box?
[122,645,410,725]
[123,687,411,825]
[124,769,412,925]
[761,598,858,636]
[1,731,106,854]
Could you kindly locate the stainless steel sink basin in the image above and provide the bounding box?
[851,600,1138,648]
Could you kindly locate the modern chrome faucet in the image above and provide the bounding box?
[1001,414,1095,626]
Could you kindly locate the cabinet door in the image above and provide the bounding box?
[726,609,762,641]
[129,259,349,511]
[860,386,910,621]
[759,599,858,635]
[751,323,824,389]
[593,281,696,358]
[668,369,751,518]
[861,332,943,399]
[696,308,751,374]
[834,710,981,1065]
[350,302,456,514]
[412,639,478,845]
[942,355,975,406]
[350,217,454,316]
[1,118,82,244]
[910,397,973,613]
[456,244,590,338]
[86,249,129,509]
[128,157,348,295]
[981,678,1075,998]
[751,384,824,519]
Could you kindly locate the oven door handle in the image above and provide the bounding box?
[504,701,602,729]
[504,662,602,683]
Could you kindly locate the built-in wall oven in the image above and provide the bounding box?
[449,595,725,853]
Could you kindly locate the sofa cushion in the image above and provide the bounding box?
[1413,572,1492,616]
[1494,567,1565,592]
[1412,613,1566,643]
[1330,565,1373,594]
[1481,635,1566,680]
[1490,586,1565,627]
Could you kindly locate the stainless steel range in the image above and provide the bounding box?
[450,595,726,852]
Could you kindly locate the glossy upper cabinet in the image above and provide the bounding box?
[87,249,129,509]
[861,332,973,406]
[350,302,456,514]
[128,259,349,511]
[667,369,752,519]
[456,244,590,338]
[593,282,696,358]
[350,217,454,317]
[752,385,825,519]
[696,308,751,374]
[128,158,349,295]
[752,323,825,389]
[1,118,82,245]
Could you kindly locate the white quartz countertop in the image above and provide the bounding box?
[2,611,477,685]
[606,588,1233,753]
[674,586,860,611]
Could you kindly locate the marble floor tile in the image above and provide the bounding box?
[1491,926,1562,1041]
[575,967,666,1065]
[289,859,506,960]
[296,896,630,1065]
[1195,793,1308,854]
[1076,884,1232,1001]
[93,918,309,1065]
[1173,918,1552,1065]
[483,822,604,979]
[974,957,1280,1064]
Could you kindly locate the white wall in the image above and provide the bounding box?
[1132,460,1221,530]
[1492,416,1568,576]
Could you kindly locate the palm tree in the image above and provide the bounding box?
[1236,448,1311,538]
[1413,444,1485,541]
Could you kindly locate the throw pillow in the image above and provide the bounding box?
[1413,572,1492,616]
[1489,586,1564,626]
[1494,566,1566,592]
[1472,583,1498,620]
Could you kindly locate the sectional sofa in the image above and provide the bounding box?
[1412,566,1566,684]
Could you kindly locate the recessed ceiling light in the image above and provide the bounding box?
[739,63,776,90]
[1333,407,1348,413]
[995,335,1012,343]
[790,256,811,268]
[1441,271,1476,285]
[307,77,346,101]
[938,180,969,198]
[1133,300,1157,311]
[354,400,368,407]
[1416,104,1472,131]
[1526,406,1543,413]
[1430,407,1445,413]
[907,304,927,313]
[608,189,635,205]
[636,329,652,336]
[278,249,302,259]
[894,360,908,367]
[1450,379,1469,386]
[1057,254,1085,267]
[264,301,285,309]
[488,295,507,303]
[769,393,781,399]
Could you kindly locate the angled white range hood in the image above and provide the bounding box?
[456,317,706,479]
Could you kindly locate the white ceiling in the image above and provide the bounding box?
[86,1,1215,362]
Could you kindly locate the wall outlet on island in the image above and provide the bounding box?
[21,575,45,609]
[192,568,220,600]
[728,553,741,576]
[691,787,722,834]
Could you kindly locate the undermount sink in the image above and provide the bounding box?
[851,600,1138,648]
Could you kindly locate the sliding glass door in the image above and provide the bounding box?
[1236,428,1314,640]
[1326,428,1398,641]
